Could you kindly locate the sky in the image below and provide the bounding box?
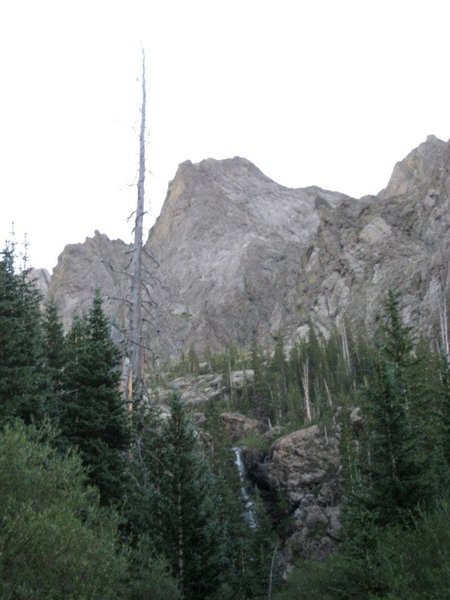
[1,0,449,271]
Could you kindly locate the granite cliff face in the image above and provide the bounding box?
[47,135,450,359]
[247,425,341,563]
[302,134,450,336]
[48,232,131,344]
[143,157,347,358]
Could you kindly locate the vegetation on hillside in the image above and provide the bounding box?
[1,243,450,598]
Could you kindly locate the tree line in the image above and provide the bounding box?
[3,237,450,598]
[171,291,450,599]
[274,292,450,599]
[0,244,279,599]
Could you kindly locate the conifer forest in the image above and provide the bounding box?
[1,242,450,599]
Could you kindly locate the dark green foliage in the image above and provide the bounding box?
[368,500,450,599]
[3,229,450,600]
[61,293,129,505]
[202,403,282,600]
[41,297,67,420]
[0,246,45,423]
[125,536,182,600]
[42,298,66,372]
[276,292,450,600]
[230,322,363,428]
[346,292,444,535]
[249,339,274,420]
[202,404,256,598]
[440,354,450,467]
[128,396,231,600]
[274,551,353,600]
[276,501,450,600]
[0,421,127,599]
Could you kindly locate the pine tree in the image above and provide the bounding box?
[41,297,66,420]
[0,245,45,423]
[203,402,277,599]
[346,292,441,536]
[128,396,231,600]
[249,340,281,423]
[61,293,129,505]
[440,354,450,468]
[270,333,288,421]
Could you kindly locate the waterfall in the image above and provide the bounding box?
[232,447,257,528]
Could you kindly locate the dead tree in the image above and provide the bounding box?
[302,356,312,423]
[124,48,147,410]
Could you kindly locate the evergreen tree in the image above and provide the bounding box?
[270,333,288,421]
[42,297,66,420]
[128,396,230,600]
[345,292,442,539]
[61,293,129,505]
[0,245,45,423]
[0,421,127,599]
[249,340,277,422]
[203,402,280,599]
[125,536,182,600]
[440,354,450,468]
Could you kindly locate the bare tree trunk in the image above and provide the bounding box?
[267,541,279,600]
[177,481,184,590]
[126,48,147,408]
[440,283,449,361]
[302,357,312,423]
[324,378,333,409]
[341,321,351,373]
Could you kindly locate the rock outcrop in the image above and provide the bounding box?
[49,231,131,335]
[26,268,51,303]
[46,136,450,359]
[246,425,342,562]
[220,412,267,442]
[153,368,255,407]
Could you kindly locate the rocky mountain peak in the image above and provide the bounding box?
[50,230,131,329]
[148,155,323,248]
[381,134,450,199]
[46,136,450,360]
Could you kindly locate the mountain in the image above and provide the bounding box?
[45,135,450,360]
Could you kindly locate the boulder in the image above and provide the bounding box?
[264,425,340,505]
[220,412,267,442]
[246,424,342,563]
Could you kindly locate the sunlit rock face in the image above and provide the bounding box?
[47,136,450,359]
[302,135,450,337]
[143,156,347,359]
[48,231,131,332]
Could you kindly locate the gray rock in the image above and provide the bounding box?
[26,268,51,304]
[264,425,340,505]
[245,424,342,562]
[48,230,131,332]
[220,411,267,442]
[45,136,450,361]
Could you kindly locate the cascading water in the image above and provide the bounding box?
[232,447,257,528]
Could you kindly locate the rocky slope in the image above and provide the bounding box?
[247,425,342,563]
[159,368,342,564]
[45,135,450,359]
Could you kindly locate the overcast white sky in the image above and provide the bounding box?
[1,0,449,271]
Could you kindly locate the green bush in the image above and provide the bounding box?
[276,501,450,600]
[126,536,182,600]
[369,500,450,599]
[0,421,127,599]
